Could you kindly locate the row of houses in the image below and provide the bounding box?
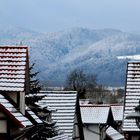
[80,61,140,140]
[0,46,84,139]
[80,104,124,140]
[0,46,140,140]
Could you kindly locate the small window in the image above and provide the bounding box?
[0,120,7,133]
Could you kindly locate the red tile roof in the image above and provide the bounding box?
[0,94,32,127]
[0,46,28,92]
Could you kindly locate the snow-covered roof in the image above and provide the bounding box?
[123,62,140,132]
[111,105,123,122]
[25,106,43,124]
[48,133,70,140]
[0,46,28,92]
[80,105,110,124]
[0,94,32,127]
[36,91,77,140]
[106,126,124,140]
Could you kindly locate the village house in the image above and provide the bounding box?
[106,105,124,140]
[80,104,113,140]
[0,46,43,139]
[34,91,85,140]
[123,61,140,140]
[0,46,85,140]
[80,104,124,140]
[2,46,138,140]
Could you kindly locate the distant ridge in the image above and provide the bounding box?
[0,27,140,86]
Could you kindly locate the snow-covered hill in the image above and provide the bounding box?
[0,27,140,86]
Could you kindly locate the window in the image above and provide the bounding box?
[0,120,7,133]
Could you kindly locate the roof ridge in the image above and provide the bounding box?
[0,46,28,49]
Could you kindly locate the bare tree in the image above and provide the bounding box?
[65,69,97,99]
[66,69,86,98]
[86,74,97,91]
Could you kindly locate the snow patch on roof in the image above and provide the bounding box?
[80,105,110,124]
[36,91,77,139]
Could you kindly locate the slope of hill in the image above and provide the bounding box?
[0,27,140,86]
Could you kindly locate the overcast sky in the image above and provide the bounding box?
[0,0,140,32]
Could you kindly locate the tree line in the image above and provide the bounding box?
[29,63,124,104]
[65,68,124,104]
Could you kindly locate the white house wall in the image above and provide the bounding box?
[6,92,18,104]
[20,91,25,114]
[83,124,100,140]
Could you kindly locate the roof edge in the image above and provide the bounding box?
[0,104,25,128]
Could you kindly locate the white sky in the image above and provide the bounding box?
[0,0,140,32]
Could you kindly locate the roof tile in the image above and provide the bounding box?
[0,46,28,92]
[123,62,140,132]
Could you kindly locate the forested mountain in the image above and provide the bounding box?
[0,27,140,86]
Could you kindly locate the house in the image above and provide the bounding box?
[123,61,140,140]
[106,105,124,140]
[0,46,42,139]
[0,46,83,140]
[80,104,114,140]
[35,91,85,140]
[0,94,32,139]
[0,46,30,114]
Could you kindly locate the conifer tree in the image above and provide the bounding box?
[29,62,41,93]
[25,63,59,139]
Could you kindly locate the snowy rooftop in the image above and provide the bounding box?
[0,94,32,127]
[117,55,140,60]
[36,91,77,139]
[48,133,70,140]
[123,62,140,132]
[80,105,110,124]
[0,46,28,92]
[111,105,123,121]
[106,126,124,140]
[25,106,43,124]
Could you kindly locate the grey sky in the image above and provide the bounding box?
[0,0,140,32]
